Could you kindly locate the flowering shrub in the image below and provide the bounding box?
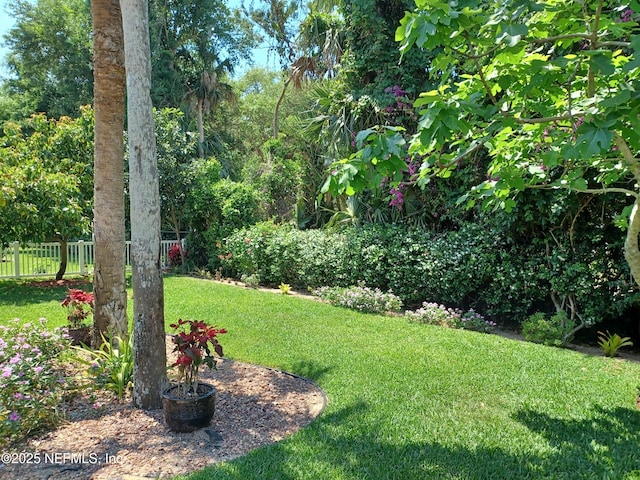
[405,302,497,333]
[61,288,94,328]
[169,319,227,396]
[313,284,402,314]
[0,319,71,445]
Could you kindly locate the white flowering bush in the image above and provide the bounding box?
[405,302,497,333]
[0,319,71,445]
[313,284,402,314]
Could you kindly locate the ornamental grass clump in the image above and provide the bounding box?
[169,319,227,397]
[313,284,402,314]
[0,319,71,446]
[405,302,497,333]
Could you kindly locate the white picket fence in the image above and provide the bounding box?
[0,240,177,278]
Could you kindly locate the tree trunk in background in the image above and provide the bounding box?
[121,0,168,409]
[55,238,68,281]
[92,0,128,346]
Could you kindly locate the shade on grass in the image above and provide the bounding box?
[2,276,640,479]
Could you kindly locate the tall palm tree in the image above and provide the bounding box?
[91,0,128,345]
[185,65,236,158]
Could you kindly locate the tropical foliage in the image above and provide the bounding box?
[0,0,638,336]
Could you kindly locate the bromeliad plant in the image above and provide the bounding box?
[169,319,227,397]
[61,288,94,328]
[597,331,634,358]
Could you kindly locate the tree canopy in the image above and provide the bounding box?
[3,0,93,119]
[0,108,94,245]
[325,0,640,289]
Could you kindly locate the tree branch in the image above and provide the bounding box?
[576,187,639,198]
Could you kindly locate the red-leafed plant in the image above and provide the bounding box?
[169,319,226,396]
[61,289,94,328]
[168,244,186,266]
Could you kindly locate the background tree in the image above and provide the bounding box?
[3,0,93,119]
[91,0,128,344]
[0,111,94,278]
[155,107,199,259]
[121,0,167,409]
[149,0,257,157]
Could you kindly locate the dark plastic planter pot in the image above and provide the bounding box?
[162,382,216,433]
[66,326,92,346]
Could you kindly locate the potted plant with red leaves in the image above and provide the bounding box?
[61,288,94,345]
[162,318,227,432]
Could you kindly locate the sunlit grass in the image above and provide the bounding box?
[2,275,640,479]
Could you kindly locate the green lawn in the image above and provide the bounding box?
[2,275,640,479]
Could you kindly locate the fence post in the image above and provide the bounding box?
[12,242,20,278]
[78,241,85,275]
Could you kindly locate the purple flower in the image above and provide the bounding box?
[1,366,12,378]
[34,366,43,374]
[8,411,20,422]
[389,187,404,209]
[9,354,22,364]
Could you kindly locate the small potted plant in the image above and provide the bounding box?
[162,318,227,432]
[61,288,94,345]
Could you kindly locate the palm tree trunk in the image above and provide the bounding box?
[197,97,205,158]
[273,76,292,139]
[92,0,128,345]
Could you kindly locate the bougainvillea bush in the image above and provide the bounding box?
[0,319,71,445]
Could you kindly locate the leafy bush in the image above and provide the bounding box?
[0,319,71,445]
[186,176,263,271]
[405,302,497,333]
[241,273,260,288]
[521,311,575,347]
[313,284,402,314]
[217,222,638,327]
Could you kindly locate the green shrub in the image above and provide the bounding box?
[214,222,637,327]
[521,311,575,347]
[0,319,71,445]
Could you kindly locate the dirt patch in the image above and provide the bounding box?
[1,359,326,480]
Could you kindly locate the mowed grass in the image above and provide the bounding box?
[2,275,640,479]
